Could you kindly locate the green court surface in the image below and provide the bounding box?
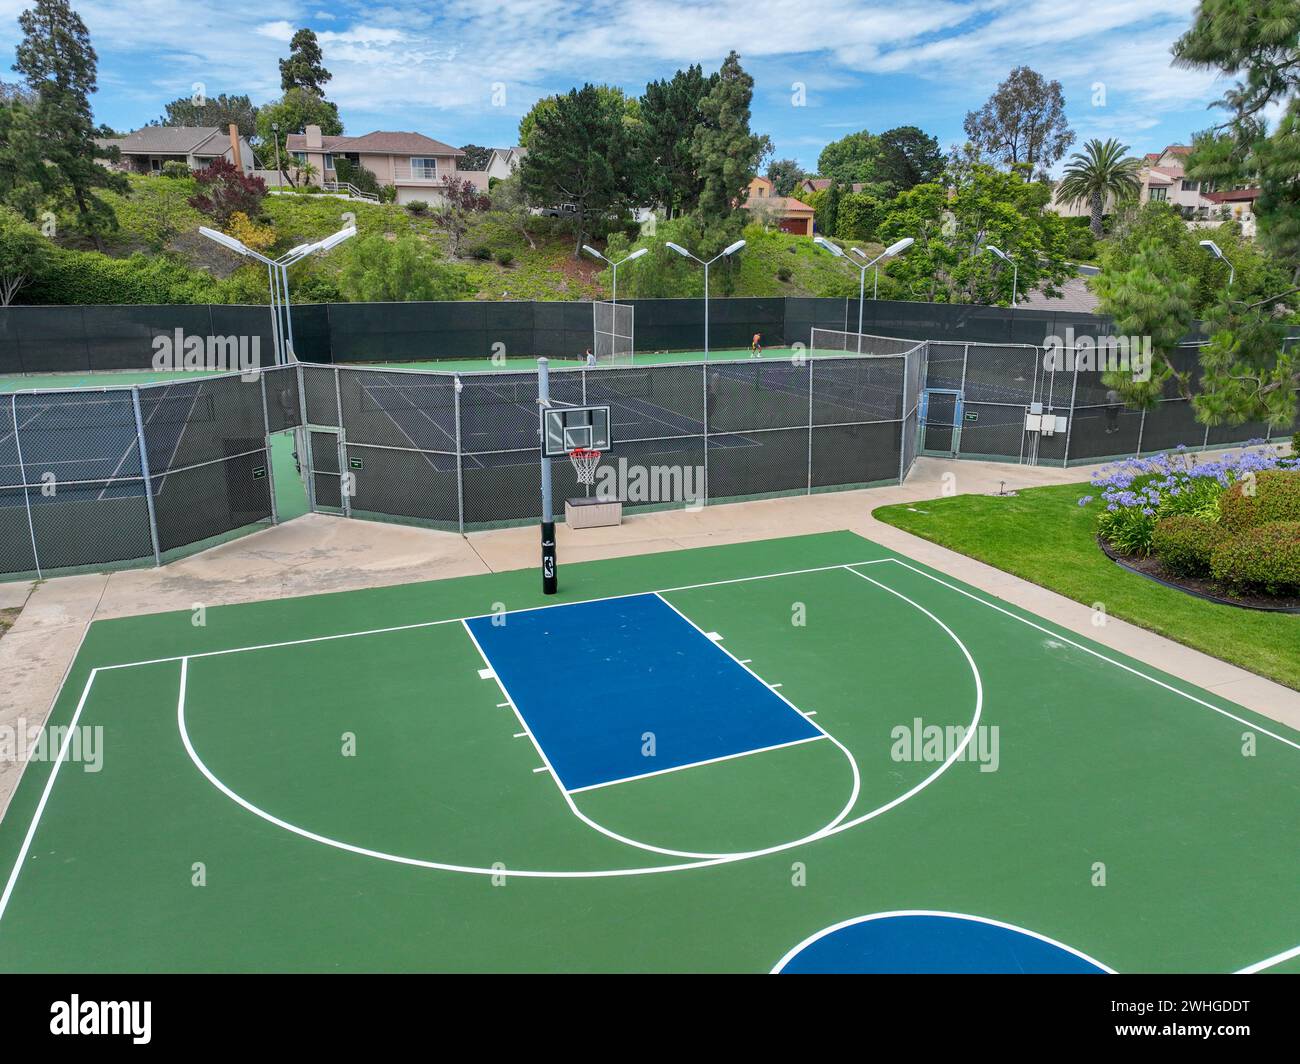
[0,346,831,393]
[0,531,1295,973]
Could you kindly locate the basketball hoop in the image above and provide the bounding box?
[568,447,602,485]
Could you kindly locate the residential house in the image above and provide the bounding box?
[456,146,526,192]
[484,147,526,183]
[96,125,255,175]
[742,176,815,236]
[284,126,465,205]
[1050,144,1259,236]
[798,178,867,196]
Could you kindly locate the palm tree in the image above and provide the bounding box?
[1057,138,1142,238]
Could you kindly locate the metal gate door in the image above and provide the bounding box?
[305,427,350,515]
[920,388,963,455]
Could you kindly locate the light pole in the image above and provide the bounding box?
[581,245,648,304]
[199,224,356,363]
[986,245,1019,308]
[664,239,746,358]
[1199,239,1235,288]
[814,235,912,350]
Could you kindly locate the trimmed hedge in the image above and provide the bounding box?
[1210,521,1300,595]
[24,247,223,305]
[1219,469,1300,533]
[1151,515,1228,578]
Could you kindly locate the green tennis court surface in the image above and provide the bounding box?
[0,347,827,393]
[0,531,1295,973]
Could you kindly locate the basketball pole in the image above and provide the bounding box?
[538,357,558,594]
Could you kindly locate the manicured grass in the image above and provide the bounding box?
[874,482,1300,691]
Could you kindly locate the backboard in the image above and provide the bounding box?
[541,405,612,457]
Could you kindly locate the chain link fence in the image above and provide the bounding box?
[917,339,1294,466]
[295,346,925,531]
[1,367,292,578]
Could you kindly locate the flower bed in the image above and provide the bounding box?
[1081,444,1300,609]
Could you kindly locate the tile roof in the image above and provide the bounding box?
[102,126,231,154]
[285,131,463,156]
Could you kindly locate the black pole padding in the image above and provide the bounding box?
[541,521,557,594]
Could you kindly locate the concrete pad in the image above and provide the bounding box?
[0,581,33,611]
[10,573,108,632]
[0,622,89,822]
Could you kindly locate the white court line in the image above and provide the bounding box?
[566,735,825,795]
[0,669,98,926]
[91,559,896,671]
[1,557,982,895]
[769,910,1117,974]
[875,559,1300,753]
[7,550,1290,981]
[459,611,858,861]
[1235,943,1300,974]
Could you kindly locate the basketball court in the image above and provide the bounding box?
[0,530,1295,973]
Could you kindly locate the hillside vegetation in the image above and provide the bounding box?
[18,174,865,306]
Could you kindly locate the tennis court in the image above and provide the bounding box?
[0,531,1294,973]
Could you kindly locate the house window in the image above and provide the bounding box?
[292,151,307,165]
[1148,186,1167,202]
[323,153,335,171]
[410,157,438,180]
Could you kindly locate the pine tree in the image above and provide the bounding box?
[519,84,631,258]
[1175,0,1300,283]
[1170,0,1300,426]
[13,0,127,250]
[1093,238,1195,408]
[691,52,763,221]
[638,64,715,216]
[279,29,332,95]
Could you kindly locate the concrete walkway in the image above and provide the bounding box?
[1,449,1296,821]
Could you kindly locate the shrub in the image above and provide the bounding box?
[404,200,430,215]
[470,245,492,260]
[1219,469,1300,533]
[1210,522,1300,595]
[161,160,191,179]
[1151,516,1228,578]
[1096,505,1158,556]
[494,248,514,266]
[188,158,267,226]
[776,266,792,282]
[1083,445,1291,555]
[24,247,221,305]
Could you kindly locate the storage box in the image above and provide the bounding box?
[565,496,622,529]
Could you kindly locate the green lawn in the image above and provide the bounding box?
[874,482,1300,691]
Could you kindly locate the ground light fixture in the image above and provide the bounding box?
[1199,239,1235,288]
[986,244,1018,309]
[580,245,649,304]
[664,240,746,357]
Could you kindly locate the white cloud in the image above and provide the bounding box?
[0,0,1227,156]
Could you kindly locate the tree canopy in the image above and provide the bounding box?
[13,0,127,248]
[279,28,332,95]
[153,93,258,140]
[963,66,1075,175]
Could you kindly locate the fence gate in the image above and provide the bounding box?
[306,427,350,515]
[920,389,962,456]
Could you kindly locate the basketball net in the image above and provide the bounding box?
[569,448,602,486]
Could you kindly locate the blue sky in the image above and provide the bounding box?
[0,0,1231,174]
